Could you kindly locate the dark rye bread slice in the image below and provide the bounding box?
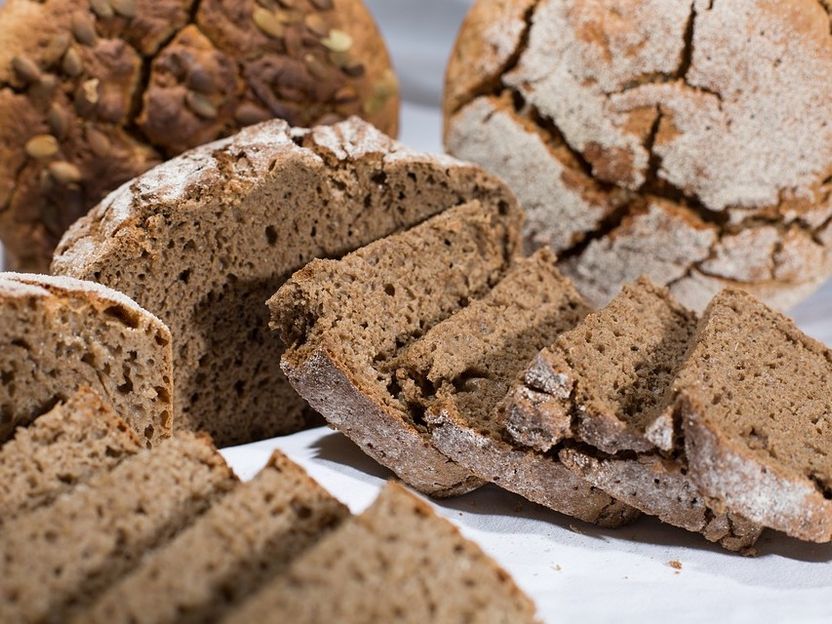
[77,451,349,624]
[53,117,516,446]
[395,250,638,527]
[224,482,539,624]
[502,280,762,551]
[0,387,142,523]
[0,432,237,623]
[270,200,522,497]
[674,289,832,542]
[0,273,173,447]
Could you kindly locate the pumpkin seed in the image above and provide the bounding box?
[48,161,83,184]
[72,13,97,46]
[320,29,352,53]
[25,134,60,159]
[11,55,41,83]
[47,104,69,139]
[90,0,114,19]
[110,0,137,18]
[62,48,84,77]
[186,91,218,119]
[253,7,285,39]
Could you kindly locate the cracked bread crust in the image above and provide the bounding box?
[0,0,398,273]
[445,0,832,312]
[53,118,511,446]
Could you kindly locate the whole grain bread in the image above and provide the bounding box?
[53,117,516,446]
[224,482,540,624]
[395,250,637,527]
[0,387,142,523]
[0,272,173,446]
[270,200,522,496]
[77,450,348,624]
[674,289,832,542]
[444,0,832,312]
[0,0,398,272]
[0,431,237,623]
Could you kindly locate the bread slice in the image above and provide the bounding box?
[0,273,173,447]
[395,250,637,526]
[223,482,539,624]
[0,432,237,623]
[674,289,832,542]
[76,451,349,624]
[270,200,522,497]
[0,387,142,523]
[53,117,517,446]
[502,280,762,551]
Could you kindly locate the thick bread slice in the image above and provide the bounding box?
[270,200,522,497]
[224,482,539,624]
[395,250,637,527]
[0,432,237,623]
[53,117,517,446]
[0,273,173,447]
[674,289,832,542]
[0,387,142,523]
[77,451,349,624]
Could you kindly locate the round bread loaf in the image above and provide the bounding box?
[0,0,398,272]
[444,0,832,312]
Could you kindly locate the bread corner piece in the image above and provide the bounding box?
[224,481,540,624]
[676,289,832,543]
[0,273,173,447]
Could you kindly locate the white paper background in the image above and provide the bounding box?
[3,1,832,621]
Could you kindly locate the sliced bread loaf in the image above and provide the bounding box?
[395,250,637,526]
[0,387,142,523]
[223,482,539,624]
[674,289,832,542]
[270,200,522,496]
[53,117,516,446]
[0,432,237,623]
[77,451,348,624]
[0,273,173,447]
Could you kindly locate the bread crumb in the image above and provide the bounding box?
[551,564,562,572]
[668,560,682,571]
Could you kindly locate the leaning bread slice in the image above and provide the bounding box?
[0,387,142,523]
[0,432,237,623]
[223,482,539,624]
[0,273,173,446]
[270,200,522,497]
[77,451,348,624]
[674,289,832,542]
[395,250,637,527]
[53,117,516,446]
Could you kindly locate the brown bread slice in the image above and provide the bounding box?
[270,200,522,497]
[674,289,832,542]
[0,273,173,447]
[53,117,516,446]
[395,250,637,527]
[77,451,349,624]
[502,280,762,551]
[0,387,142,523]
[0,432,237,623]
[223,482,539,624]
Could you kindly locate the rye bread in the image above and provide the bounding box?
[674,289,832,542]
[270,200,522,497]
[53,117,516,446]
[224,482,540,624]
[0,272,173,446]
[0,387,142,523]
[503,279,761,551]
[0,432,237,623]
[395,250,637,527]
[77,451,349,624]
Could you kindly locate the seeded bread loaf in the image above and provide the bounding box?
[503,280,762,551]
[270,200,522,496]
[224,482,540,624]
[445,0,832,312]
[0,431,237,623]
[0,387,142,523]
[77,450,349,624]
[395,250,637,527]
[0,0,398,272]
[674,289,832,542]
[54,117,516,446]
[0,272,173,446]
